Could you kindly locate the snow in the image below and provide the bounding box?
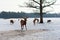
[0,18,60,31]
[0,18,60,40]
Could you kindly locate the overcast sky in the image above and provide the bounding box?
[0,0,60,13]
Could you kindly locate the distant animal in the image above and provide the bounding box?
[33,18,39,25]
[20,17,27,31]
[10,20,14,24]
[47,20,51,22]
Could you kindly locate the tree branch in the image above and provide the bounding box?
[43,0,56,8]
[18,0,56,10]
[25,2,39,9]
[32,0,40,5]
[18,4,39,9]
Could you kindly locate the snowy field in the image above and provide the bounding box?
[0,18,60,31]
[0,18,60,40]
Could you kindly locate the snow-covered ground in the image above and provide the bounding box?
[0,18,60,40]
[0,18,60,31]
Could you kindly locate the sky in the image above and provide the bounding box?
[0,0,60,13]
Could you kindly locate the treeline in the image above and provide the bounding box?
[0,11,60,18]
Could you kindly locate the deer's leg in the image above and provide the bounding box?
[34,21,35,25]
[34,22,35,25]
[10,22,12,25]
[25,25,27,30]
[38,20,39,23]
[33,21,35,25]
[21,27,23,30]
[21,25,24,32]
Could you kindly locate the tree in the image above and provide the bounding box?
[19,0,56,23]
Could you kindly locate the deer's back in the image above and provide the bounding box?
[20,20,26,25]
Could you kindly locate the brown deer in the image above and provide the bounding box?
[33,18,39,25]
[20,17,27,31]
[10,20,14,25]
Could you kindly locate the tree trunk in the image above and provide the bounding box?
[40,0,43,23]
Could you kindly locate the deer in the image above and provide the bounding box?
[10,20,14,25]
[20,17,27,31]
[33,18,39,25]
[47,20,51,23]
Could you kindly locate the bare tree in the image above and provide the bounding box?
[19,0,56,23]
